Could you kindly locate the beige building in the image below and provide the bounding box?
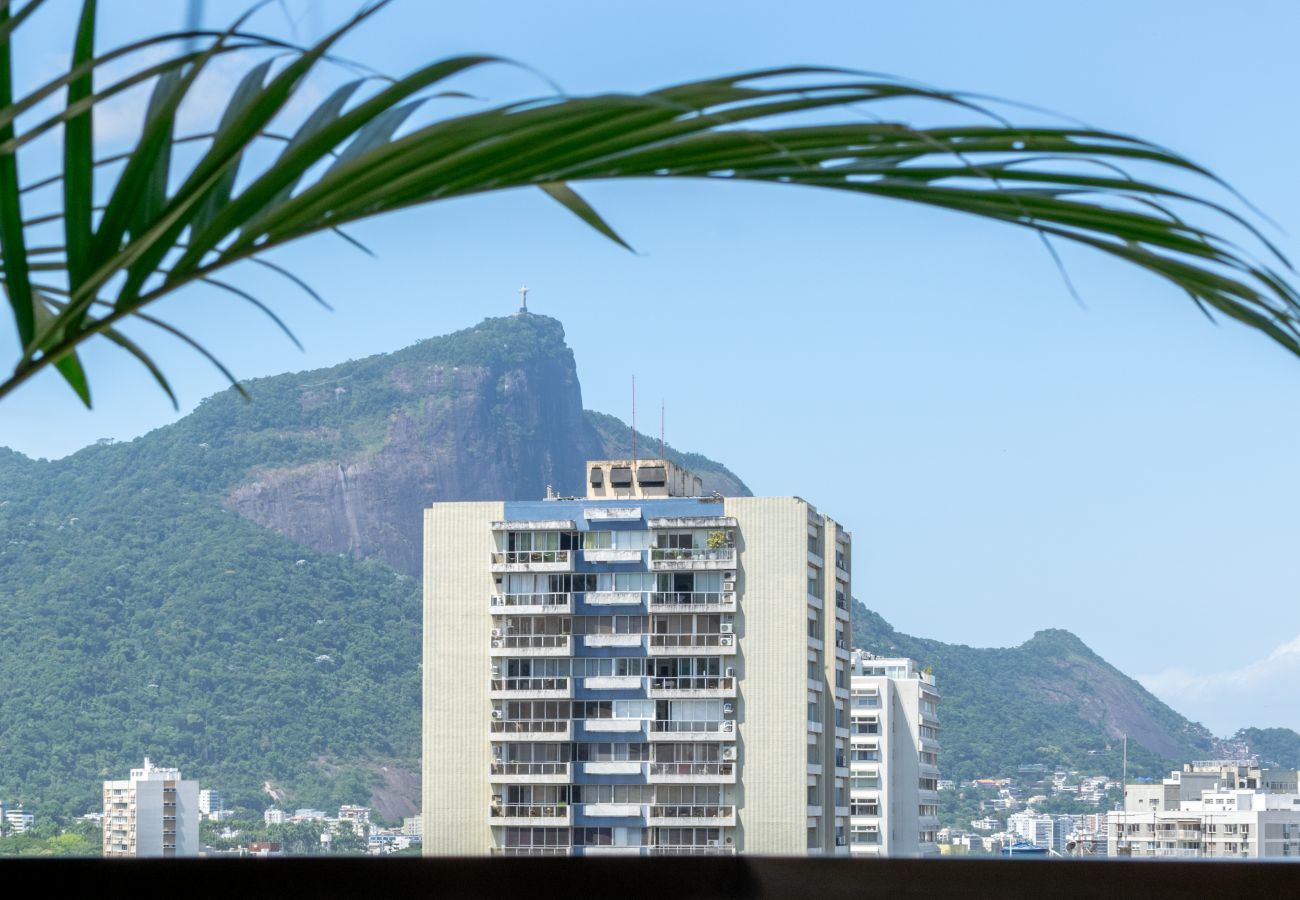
[423,459,853,855]
[847,652,941,856]
[102,758,200,857]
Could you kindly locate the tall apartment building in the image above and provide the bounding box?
[847,651,941,856]
[423,459,854,855]
[102,758,200,857]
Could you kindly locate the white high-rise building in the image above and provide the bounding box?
[423,458,854,855]
[847,651,941,856]
[198,788,222,819]
[102,758,200,857]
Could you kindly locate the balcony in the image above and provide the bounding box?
[648,676,736,698]
[489,804,572,827]
[583,507,642,521]
[581,803,646,820]
[578,845,649,856]
[649,547,736,571]
[490,634,571,657]
[489,720,571,741]
[648,516,737,529]
[581,761,645,776]
[648,845,736,856]
[491,519,577,532]
[489,677,572,699]
[648,762,736,783]
[490,550,573,573]
[580,718,646,734]
[490,846,570,856]
[649,591,736,613]
[583,675,644,691]
[490,593,572,615]
[582,548,644,564]
[649,634,736,656]
[582,591,646,607]
[583,633,644,649]
[648,805,736,826]
[489,762,571,784]
[649,720,736,741]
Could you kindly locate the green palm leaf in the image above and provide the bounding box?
[1,1,1295,408]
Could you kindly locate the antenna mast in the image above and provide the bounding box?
[631,375,637,465]
[660,400,665,460]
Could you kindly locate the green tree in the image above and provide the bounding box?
[1,0,1295,407]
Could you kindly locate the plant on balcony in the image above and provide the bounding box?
[707,531,729,551]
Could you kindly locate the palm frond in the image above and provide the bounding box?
[1,3,1295,407]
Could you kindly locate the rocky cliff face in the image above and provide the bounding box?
[217,314,749,575]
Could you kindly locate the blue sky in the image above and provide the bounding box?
[2,0,1299,737]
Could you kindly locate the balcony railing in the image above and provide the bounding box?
[582,591,646,606]
[491,592,571,612]
[649,845,736,856]
[490,720,569,735]
[650,547,735,563]
[649,634,734,650]
[649,762,735,779]
[649,676,735,694]
[490,677,571,697]
[490,805,570,820]
[649,805,735,821]
[490,846,569,856]
[489,762,570,778]
[650,720,734,735]
[490,634,570,653]
[650,591,736,610]
[490,550,573,570]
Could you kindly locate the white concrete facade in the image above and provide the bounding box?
[847,652,941,857]
[1109,788,1300,859]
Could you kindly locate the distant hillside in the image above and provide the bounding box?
[1233,728,1300,769]
[851,603,1228,781]
[0,314,747,820]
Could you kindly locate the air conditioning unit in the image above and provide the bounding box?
[491,638,504,648]
[490,664,501,675]
[723,571,736,582]
[719,623,734,634]
[491,709,503,719]
[725,530,735,541]
[719,635,734,646]
[725,667,736,678]
[722,702,734,715]
[706,839,720,847]
[722,747,737,761]
[491,628,502,638]
[722,721,735,733]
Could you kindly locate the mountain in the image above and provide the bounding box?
[1231,728,1300,769]
[851,603,1231,781]
[0,314,747,820]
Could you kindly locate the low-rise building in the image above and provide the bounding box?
[1109,788,1300,859]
